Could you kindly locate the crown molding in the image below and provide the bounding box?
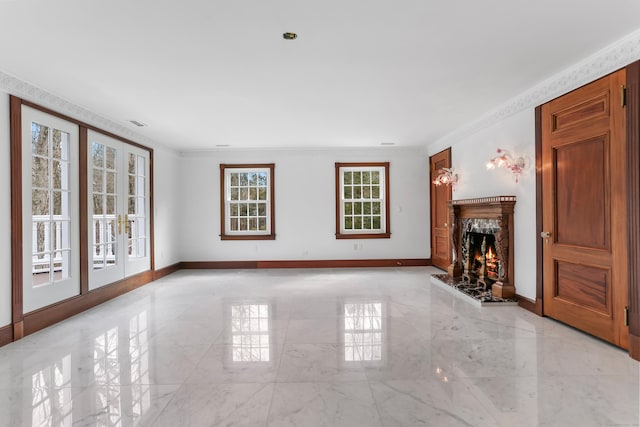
[0,69,161,149]
[434,27,640,148]
[179,144,425,157]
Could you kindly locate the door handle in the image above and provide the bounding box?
[117,215,122,235]
[541,231,551,245]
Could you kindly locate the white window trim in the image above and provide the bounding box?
[336,163,390,238]
[221,164,275,240]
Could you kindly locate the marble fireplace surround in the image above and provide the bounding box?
[447,196,516,299]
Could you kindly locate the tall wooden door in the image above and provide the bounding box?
[430,148,452,271]
[541,69,628,348]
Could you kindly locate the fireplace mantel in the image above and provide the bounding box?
[447,196,516,298]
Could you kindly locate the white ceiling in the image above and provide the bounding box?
[1,0,640,151]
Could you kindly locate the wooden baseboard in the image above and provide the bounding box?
[182,259,431,269]
[0,324,12,347]
[517,294,543,316]
[153,262,182,280]
[22,270,154,336]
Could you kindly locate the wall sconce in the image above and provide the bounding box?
[486,148,527,182]
[433,168,458,189]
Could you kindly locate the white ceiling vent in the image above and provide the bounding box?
[129,120,147,127]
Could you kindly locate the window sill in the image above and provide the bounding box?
[335,233,391,239]
[220,234,276,241]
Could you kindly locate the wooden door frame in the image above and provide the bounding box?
[429,147,452,269]
[532,61,640,360]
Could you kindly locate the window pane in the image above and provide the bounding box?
[362,172,370,184]
[240,203,248,216]
[32,123,49,156]
[230,173,239,186]
[32,156,49,188]
[258,187,267,200]
[354,203,362,215]
[258,203,266,216]
[249,173,257,186]
[106,147,116,170]
[128,175,135,197]
[363,202,371,215]
[53,191,62,216]
[51,129,66,159]
[372,186,380,199]
[372,202,381,214]
[344,172,352,185]
[249,188,257,200]
[249,204,257,217]
[344,202,352,215]
[344,186,352,199]
[240,218,247,230]
[32,190,49,215]
[240,173,248,186]
[258,218,266,230]
[371,171,380,184]
[128,153,135,174]
[93,169,103,193]
[354,186,361,199]
[363,186,371,198]
[249,218,257,230]
[106,195,116,215]
[344,217,353,229]
[363,217,372,229]
[373,216,381,229]
[258,173,267,186]
[240,188,248,200]
[353,172,361,184]
[93,195,104,215]
[128,197,135,214]
[230,188,239,200]
[106,172,116,194]
[230,203,238,216]
[93,143,105,168]
[354,217,362,229]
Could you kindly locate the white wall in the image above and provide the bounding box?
[0,91,12,327]
[429,110,537,299]
[152,145,182,269]
[178,147,429,261]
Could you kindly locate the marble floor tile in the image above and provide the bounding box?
[268,382,382,427]
[152,383,274,427]
[370,378,500,426]
[277,343,368,382]
[0,267,638,426]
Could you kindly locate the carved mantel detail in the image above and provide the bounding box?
[447,196,516,299]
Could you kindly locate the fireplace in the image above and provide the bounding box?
[447,196,516,298]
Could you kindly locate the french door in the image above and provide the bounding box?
[88,130,150,290]
[22,106,80,313]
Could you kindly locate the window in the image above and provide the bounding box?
[220,164,275,240]
[335,162,390,239]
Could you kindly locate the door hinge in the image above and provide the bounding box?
[625,306,629,326]
[622,85,627,108]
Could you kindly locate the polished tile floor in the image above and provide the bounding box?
[0,267,638,426]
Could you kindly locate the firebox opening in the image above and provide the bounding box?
[463,232,500,284]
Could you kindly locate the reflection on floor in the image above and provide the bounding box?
[0,267,638,426]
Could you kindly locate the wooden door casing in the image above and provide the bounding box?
[430,148,452,271]
[541,69,628,348]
